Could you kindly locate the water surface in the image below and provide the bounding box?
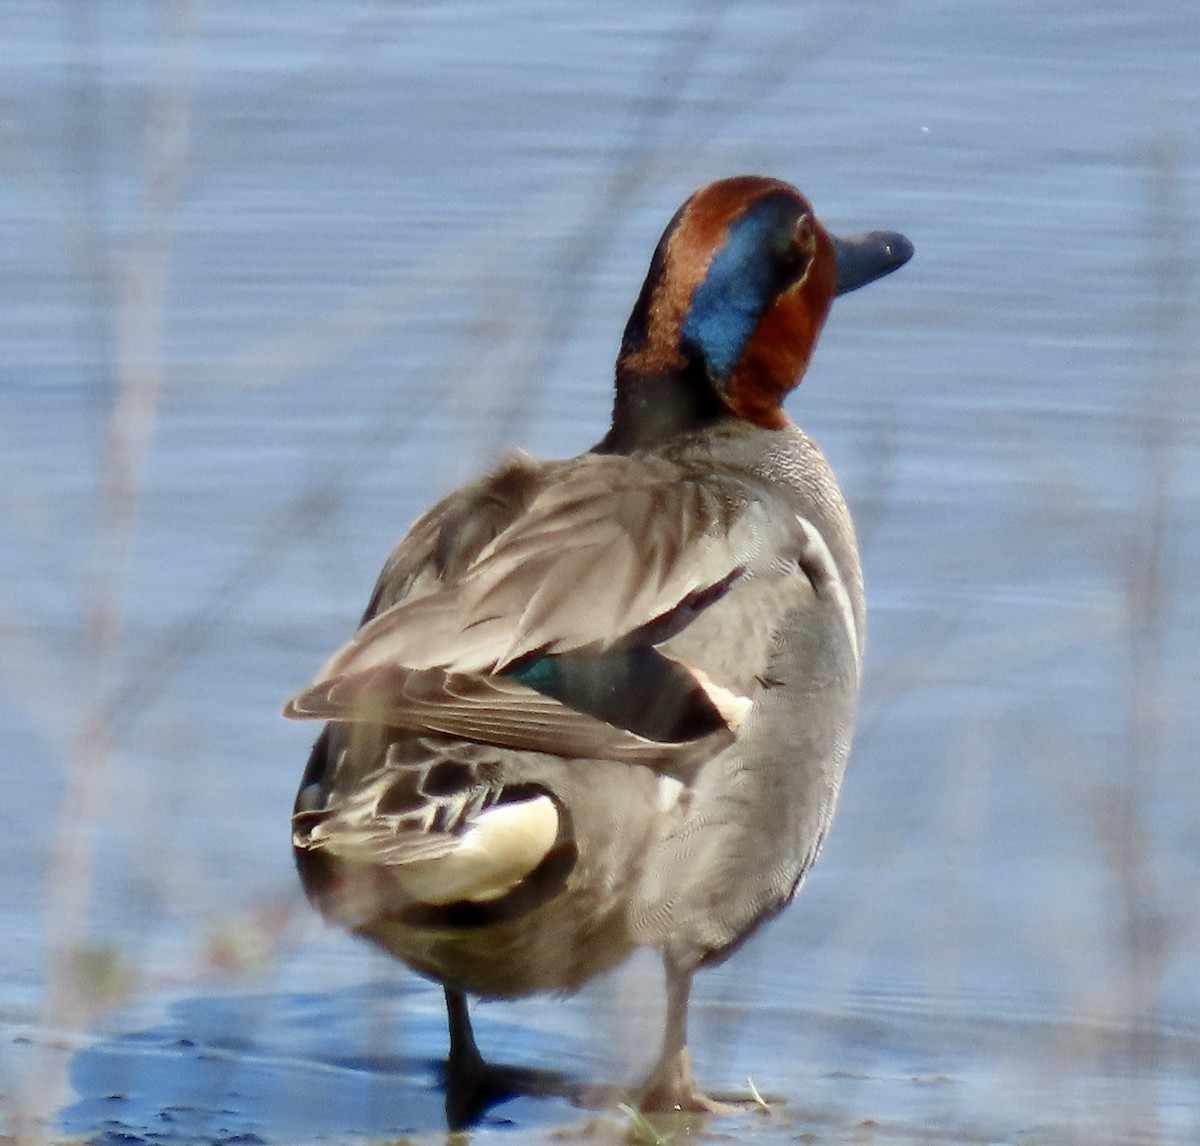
[1,1,1198,1142]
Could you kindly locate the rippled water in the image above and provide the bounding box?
[2,1,1198,1143]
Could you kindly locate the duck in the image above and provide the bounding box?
[285,175,912,1122]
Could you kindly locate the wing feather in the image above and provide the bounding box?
[286,451,792,777]
[308,459,767,683]
[285,664,731,779]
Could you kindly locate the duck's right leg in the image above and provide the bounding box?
[636,962,737,1113]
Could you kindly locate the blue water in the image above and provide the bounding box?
[2,1,1198,1142]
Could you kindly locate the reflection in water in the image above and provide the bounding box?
[1,0,1198,1143]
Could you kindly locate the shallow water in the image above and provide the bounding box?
[2,1,1199,1142]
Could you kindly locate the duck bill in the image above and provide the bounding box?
[832,229,914,296]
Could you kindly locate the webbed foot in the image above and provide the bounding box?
[636,1046,741,1114]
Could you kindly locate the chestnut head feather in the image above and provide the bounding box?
[604,176,911,451]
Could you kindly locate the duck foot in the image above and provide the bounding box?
[636,1047,741,1114]
[634,962,759,1115]
[441,986,576,1129]
[441,1054,572,1129]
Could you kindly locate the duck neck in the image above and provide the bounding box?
[595,365,727,454]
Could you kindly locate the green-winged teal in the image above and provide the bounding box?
[287,175,912,1118]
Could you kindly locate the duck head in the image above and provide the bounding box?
[602,176,912,451]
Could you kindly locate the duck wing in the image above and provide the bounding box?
[285,662,729,776]
[284,451,790,772]
[311,452,766,677]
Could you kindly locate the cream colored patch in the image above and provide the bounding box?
[688,666,753,729]
[394,795,559,905]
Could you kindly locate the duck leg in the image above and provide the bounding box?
[442,987,576,1127]
[637,961,736,1113]
[445,987,484,1078]
[442,987,512,1128]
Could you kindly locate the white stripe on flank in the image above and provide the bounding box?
[657,775,685,813]
[794,515,861,672]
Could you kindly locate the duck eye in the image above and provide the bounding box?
[772,215,814,281]
[792,214,816,253]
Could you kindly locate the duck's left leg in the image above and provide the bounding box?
[445,987,485,1076]
[636,962,737,1113]
[443,987,579,1127]
[442,987,514,1128]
